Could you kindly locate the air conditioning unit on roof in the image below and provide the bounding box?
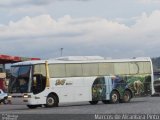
[55,56,104,61]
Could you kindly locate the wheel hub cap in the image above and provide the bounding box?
[47,97,54,105]
[112,94,117,102]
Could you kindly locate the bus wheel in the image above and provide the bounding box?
[46,94,58,107]
[102,100,109,104]
[110,91,119,104]
[89,101,98,105]
[27,105,38,109]
[122,90,131,103]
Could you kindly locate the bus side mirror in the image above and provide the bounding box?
[33,76,37,86]
[33,74,43,86]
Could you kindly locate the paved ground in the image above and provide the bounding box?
[0,97,160,120]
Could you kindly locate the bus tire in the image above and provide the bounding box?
[27,105,38,109]
[110,91,120,104]
[45,94,58,107]
[102,100,109,104]
[122,90,132,103]
[89,101,98,105]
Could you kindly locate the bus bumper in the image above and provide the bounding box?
[8,93,40,105]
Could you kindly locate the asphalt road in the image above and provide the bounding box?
[0,97,160,120]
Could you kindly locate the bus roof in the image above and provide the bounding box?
[11,56,152,66]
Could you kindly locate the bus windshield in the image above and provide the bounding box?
[9,66,31,93]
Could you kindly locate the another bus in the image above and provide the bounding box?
[8,56,154,109]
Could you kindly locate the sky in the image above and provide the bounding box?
[0,0,160,59]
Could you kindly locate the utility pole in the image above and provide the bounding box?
[60,48,63,56]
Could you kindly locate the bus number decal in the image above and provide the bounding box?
[55,79,66,86]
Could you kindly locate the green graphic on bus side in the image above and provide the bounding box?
[92,75,151,101]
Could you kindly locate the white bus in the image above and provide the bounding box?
[8,56,154,109]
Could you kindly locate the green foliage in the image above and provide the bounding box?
[117,86,125,96]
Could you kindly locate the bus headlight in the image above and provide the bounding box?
[23,95,28,98]
[8,95,12,98]
[23,95,31,98]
